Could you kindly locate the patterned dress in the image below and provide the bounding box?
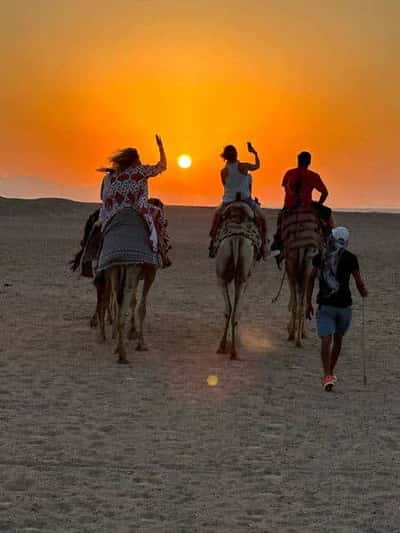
[99,163,165,252]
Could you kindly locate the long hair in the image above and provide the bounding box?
[110,147,139,172]
[221,145,238,163]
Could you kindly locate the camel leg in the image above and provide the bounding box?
[135,266,156,351]
[295,248,310,348]
[111,285,118,339]
[286,269,297,341]
[110,267,130,364]
[107,284,113,325]
[127,288,138,341]
[230,238,253,360]
[91,281,102,329]
[95,276,107,342]
[231,278,247,360]
[217,280,232,354]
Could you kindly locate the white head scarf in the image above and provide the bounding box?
[331,226,350,250]
[321,226,351,295]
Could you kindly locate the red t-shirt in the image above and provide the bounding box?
[282,167,328,209]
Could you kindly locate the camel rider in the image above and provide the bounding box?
[209,143,268,260]
[271,151,333,264]
[97,135,172,268]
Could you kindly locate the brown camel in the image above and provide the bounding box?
[97,264,157,364]
[215,203,259,360]
[282,208,321,347]
[285,247,317,347]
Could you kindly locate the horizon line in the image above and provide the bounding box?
[1,195,400,213]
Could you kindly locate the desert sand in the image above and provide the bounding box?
[0,197,399,532]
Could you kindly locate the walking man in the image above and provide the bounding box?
[306,227,368,391]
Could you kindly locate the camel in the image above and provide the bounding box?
[215,203,259,360]
[96,264,157,364]
[282,208,322,347]
[285,247,316,347]
[69,208,111,328]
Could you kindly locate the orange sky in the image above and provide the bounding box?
[0,0,399,208]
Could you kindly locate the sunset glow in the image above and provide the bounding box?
[0,1,399,208]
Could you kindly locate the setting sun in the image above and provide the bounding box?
[177,154,192,169]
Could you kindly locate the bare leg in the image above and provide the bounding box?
[320,335,333,376]
[135,266,156,351]
[330,334,343,374]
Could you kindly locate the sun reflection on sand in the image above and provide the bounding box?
[239,327,273,353]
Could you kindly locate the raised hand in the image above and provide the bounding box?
[155,134,163,148]
[247,142,257,154]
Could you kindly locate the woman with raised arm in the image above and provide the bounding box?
[209,142,268,259]
[98,135,171,267]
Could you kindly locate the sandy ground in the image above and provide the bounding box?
[0,197,399,533]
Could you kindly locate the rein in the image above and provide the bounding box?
[271,268,286,303]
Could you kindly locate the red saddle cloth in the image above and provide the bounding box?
[281,207,321,250]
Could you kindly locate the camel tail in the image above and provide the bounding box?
[232,237,241,274]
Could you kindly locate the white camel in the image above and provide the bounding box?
[215,203,258,360]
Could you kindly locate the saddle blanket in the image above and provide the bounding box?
[96,208,160,272]
[281,207,321,251]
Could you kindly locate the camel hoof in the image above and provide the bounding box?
[230,353,239,360]
[295,340,302,348]
[217,346,227,354]
[118,357,130,365]
[288,334,295,341]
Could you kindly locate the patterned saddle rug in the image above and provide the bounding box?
[281,207,321,251]
[96,208,160,272]
[212,202,262,257]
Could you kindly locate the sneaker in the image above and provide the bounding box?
[321,375,335,391]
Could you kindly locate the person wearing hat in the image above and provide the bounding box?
[305,226,368,391]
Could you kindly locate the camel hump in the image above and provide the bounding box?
[222,201,255,220]
[281,206,321,250]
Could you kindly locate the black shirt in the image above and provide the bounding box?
[313,250,359,308]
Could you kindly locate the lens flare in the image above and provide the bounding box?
[207,374,219,387]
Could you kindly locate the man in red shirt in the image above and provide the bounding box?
[282,151,328,209]
[271,151,331,266]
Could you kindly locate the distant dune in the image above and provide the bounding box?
[2,195,399,219]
